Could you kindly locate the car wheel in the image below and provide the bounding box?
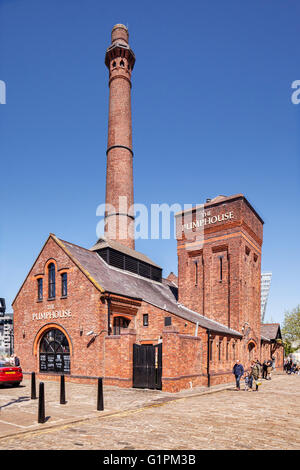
[12,382,21,387]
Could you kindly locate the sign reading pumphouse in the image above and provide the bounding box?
[181,211,234,231]
[12,25,284,392]
[32,309,72,321]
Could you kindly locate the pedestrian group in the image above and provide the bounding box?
[284,357,300,375]
[232,357,275,392]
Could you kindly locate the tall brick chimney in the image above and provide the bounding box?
[104,24,136,250]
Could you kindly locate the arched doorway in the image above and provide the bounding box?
[248,341,256,361]
[39,328,70,374]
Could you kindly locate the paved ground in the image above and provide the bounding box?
[0,372,299,450]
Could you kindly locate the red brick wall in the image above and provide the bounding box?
[260,341,284,369]
[161,327,243,392]
[104,330,136,387]
[13,236,106,379]
[162,328,204,392]
[134,302,197,342]
[272,345,284,369]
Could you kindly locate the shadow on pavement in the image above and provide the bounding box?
[0,396,30,410]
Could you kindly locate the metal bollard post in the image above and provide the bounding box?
[31,372,37,399]
[97,377,104,411]
[60,374,66,405]
[38,382,45,424]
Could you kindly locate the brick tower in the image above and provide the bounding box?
[176,194,264,360]
[104,24,136,249]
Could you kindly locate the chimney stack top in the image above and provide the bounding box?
[111,24,129,44]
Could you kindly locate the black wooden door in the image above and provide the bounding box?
[133,343,162,390]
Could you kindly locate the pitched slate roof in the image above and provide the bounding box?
[56,236,242,338]
[261,323,282,341]
[261,334,271,342]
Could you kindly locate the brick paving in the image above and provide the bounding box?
[0,373,299,450]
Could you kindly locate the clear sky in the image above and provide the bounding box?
[0,0,299,325]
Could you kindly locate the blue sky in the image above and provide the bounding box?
[0,0,299,324]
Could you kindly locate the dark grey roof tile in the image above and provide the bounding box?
[60,238,242,338]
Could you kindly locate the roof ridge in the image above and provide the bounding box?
[58,238,95,253]
[52,236,105,293]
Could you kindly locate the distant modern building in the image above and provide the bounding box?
[261,272,272,322]
[0,313,14,355]
[0,298,6,316]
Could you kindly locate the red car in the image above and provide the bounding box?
[0,360,23,387]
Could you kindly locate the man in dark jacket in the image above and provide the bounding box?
[262,360,268,379]
[232,360,244,390]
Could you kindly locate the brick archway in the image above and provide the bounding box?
[247,340,256,361]
[33,323,73,356]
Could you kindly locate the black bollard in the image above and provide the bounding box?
[38,382,45,424]
[60,374,66,405]
[97,377,104,411]
[31,372,36,399]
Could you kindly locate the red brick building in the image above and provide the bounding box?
[12,25,283,392]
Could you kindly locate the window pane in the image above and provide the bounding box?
[61,273,67,297]
[39,328,70,373]
[37,278,43,300]
[48,263,55,298]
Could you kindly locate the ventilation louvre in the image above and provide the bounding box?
[97,248,162,283]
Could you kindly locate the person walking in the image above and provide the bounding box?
[262,360,268,379]
[266,359,273,380]
[244,372,251,391]
[232,359,244,391]
[250,360,261,391]
[255,359,262,378]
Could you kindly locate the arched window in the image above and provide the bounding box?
[248,342,256,360]
[48,263,55,299]
[39,328,70,374]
